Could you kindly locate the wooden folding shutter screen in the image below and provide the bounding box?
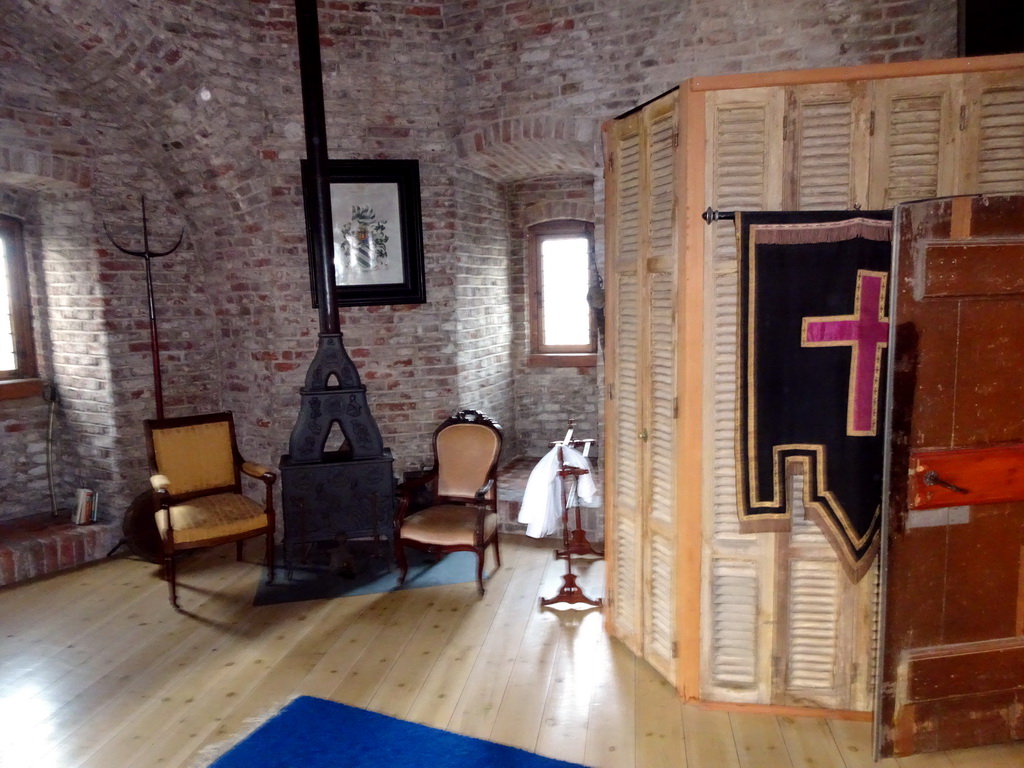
[697,58,1024,709]
[604,92,679,682]
[602,56,1024,707]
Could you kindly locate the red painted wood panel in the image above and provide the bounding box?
[906,638,1024,701]
[923,241,1024,298]
[910,443,1024,510]
[943,505,1024,644]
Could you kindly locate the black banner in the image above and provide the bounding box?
[735,211,892,580]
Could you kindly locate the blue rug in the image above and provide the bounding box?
[210,696,589,767]
[254,546,480,605]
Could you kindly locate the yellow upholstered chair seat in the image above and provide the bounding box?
[156,493,269,546]
[398,504,498,548]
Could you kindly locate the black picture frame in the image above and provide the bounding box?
[303,158,426,307]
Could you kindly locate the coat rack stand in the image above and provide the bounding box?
[105,196,183,560]
[540,422,604,609]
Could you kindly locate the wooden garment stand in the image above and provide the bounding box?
[540,429,604,608]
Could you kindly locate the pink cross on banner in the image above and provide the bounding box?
[802,270,890,436]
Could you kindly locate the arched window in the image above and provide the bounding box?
[0,215,36,381]
[527,219,596,367]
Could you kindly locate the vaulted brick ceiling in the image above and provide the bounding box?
[1,0,264,209]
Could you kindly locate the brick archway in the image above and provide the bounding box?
[454,115,600,181]
[523,199,595,228]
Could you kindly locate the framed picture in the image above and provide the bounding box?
[303,158,426,307]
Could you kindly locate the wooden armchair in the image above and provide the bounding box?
[394,409,503,596]
[144,411,276,610]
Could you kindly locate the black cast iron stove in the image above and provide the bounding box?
[279,333,394,564]
[280,0,395,567]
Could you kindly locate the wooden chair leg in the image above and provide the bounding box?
[475,549,485,597]
[395,541,409,586]
[493,534,501,569]
[165,553,179,610]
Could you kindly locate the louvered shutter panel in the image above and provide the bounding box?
[701,88,783,703]
[643,104,678,680]
[772,474,882,710]
[785,560,841,700]
[773,476,845,708]
[613,126,643,268]
[648,112,676,260]
[977,85,1024,192]
[605,115,643,652]
[708,558,759,693]
[610,61,1019,716]
[647,276,675,532]
[610,272,641,646]
[788,83,870,210]
[702,83,882,709]
[708,91,782,267]
[647,532,676,673]
[853,558,882,712]
[961,70,1024,195]
[645,272,676,679]
[869,75,958,208]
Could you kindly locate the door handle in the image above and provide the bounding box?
[922,470,968,494]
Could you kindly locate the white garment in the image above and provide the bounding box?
[518,445,600,538]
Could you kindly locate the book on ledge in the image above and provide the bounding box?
[73,488,95,525]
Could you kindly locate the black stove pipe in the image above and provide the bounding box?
[293,0,339,334]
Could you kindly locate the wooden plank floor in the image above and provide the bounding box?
[1,535,1023,768]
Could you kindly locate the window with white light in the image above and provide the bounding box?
[0,216,36,381]
[528,219,596,366]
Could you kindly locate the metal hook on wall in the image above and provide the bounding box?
[103,195,184,419]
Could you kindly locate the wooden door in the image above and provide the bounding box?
[877,194,1024,757]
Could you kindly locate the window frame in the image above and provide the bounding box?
[526,219,597,368]
[0,215,38,384]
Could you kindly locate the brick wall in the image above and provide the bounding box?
[0,397,54,520]
[0,0,958,535]
[450,166,515,442]
[508,174,601,458]
[257,0,464,474]
[447,0,958,128]
[0,3,247,523]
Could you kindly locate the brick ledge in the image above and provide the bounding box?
[0,514,122,587]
